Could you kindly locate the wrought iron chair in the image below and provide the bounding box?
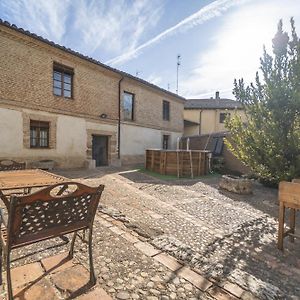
[0,181,104,300]
[0,160,26,171]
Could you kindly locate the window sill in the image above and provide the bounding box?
[53,94,74,100]
[30,147,50,149]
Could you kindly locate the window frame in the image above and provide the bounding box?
[162,100,170,121]
[123,91,135,121]
[219,112,230,123]
[53,63,74,99]
[162,134,170,150]
[30,120,50,149]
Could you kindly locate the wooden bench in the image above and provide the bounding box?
[0,181,104,300]
[278,181,300,250]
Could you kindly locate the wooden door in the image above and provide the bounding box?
[92,135,108,166]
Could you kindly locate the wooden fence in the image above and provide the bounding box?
[145,149,210,178]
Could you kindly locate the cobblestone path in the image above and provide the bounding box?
[86,169,300,299]
[2,168,298,300]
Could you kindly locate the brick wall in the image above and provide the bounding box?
[0,25,184,133]
[122,79,183,132]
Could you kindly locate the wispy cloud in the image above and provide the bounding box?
[73,0,163,55]
[106,0,251,66]
[145,74,163,86]
[0,0,70,42]
[180,0,300,99]
[0,0,163,57]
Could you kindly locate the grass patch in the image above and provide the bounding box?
[139,167,221,181]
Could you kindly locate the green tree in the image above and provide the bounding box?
[226,18,300,185]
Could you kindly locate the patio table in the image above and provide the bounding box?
[0,169,68,209]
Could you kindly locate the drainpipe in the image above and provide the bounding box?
[198,110,202,135]
[118,76,124,159]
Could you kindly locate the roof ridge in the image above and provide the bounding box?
[0,18,185,101]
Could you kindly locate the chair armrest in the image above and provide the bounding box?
[0,190,10,210]
[0,208,7,227]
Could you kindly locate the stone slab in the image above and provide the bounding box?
[153,253,182,272]
[51,264,90,294]
[41,252,74,274]
[134,242,161,257]
[10,262,44,288]
[177,267,212,292]
[13,278,59,300]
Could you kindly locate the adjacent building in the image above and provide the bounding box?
[183,92,245,136]
[0,20,184,168]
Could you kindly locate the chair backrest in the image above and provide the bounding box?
[279,181,300,207]
[0,160,26,171]
[7,182,104,248]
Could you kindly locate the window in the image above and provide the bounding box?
[163,100,170,121]
[53,63,73,98]
[30,121,49,148]
[219,112,230,123]
[123,92,134,121]
[162,135,170,150]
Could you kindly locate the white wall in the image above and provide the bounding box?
[120,123,182,156]
[56,115,86,156]
[0,107,117,168]
[0,108,23,155]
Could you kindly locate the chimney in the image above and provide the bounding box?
[215,91,220,99]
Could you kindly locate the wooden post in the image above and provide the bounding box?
[176,151,180,178]
[151,150,154,171]
[197,152,201,176]
[189,151,194,179]
[289,208,296,243]
[278,202,285,250]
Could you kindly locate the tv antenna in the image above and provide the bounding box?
[176,54,181,94]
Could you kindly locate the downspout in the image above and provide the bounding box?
[198,110,202,135]
[118,76,124,159]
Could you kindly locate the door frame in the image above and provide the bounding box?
[86,129,118,167]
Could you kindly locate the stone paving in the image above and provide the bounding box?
[0,167,300,299]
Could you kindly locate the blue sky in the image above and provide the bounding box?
[1,0,299,99]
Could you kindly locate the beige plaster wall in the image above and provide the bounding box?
[120,123,182,164]
[0,107,118,168]
[0,107,23,155]
[184,109,246,136]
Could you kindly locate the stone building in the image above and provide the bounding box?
[0,20,184,168]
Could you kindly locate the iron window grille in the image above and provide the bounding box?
[162,135,169,149]
[30,120,50,148]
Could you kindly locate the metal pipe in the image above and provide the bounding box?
[118,76,124,159]
[177,137,181,150]
[186,137,190,151]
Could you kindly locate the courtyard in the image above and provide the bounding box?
[1,167,299,300]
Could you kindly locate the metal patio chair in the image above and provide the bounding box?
[0,160,26,171]
[0,181,104,300]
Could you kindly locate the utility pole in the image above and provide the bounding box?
[176,54,181,94]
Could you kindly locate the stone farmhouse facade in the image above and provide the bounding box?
[0,20,184,168]
[183,92,245,136]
